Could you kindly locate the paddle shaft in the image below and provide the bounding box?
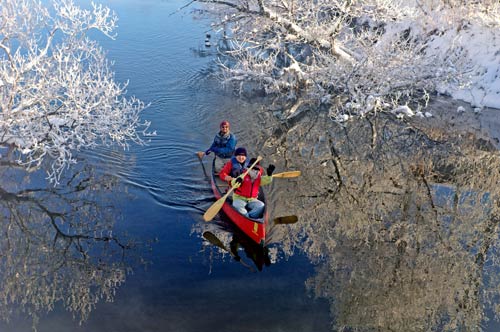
[203,155,263,222]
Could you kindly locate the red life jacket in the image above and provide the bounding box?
[234,167,263,199]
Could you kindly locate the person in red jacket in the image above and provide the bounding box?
[219,149,275,221]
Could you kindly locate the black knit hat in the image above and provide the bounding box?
[234,147,247,156]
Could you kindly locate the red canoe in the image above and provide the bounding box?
[210,157,268,246]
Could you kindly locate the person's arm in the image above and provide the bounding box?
[260,165,275,186]
[260,167,273,186]
[219,161,232,182]
[205,137,216,155]
[205,133,221,155]
[260,175,273,186]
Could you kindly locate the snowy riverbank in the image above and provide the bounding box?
[430,23,500,110]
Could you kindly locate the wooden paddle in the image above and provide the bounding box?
[196,151,205,160]
[197,151,210,179]
[273,215,298,224]
[271,170,301,178]
[203,155,262,222]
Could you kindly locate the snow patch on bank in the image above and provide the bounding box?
[428,24,500,110]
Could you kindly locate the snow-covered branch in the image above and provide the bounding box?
[0,0,151,184]
[188,0,500,119]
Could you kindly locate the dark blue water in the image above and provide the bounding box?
[0,1,331,331]
[8,2,500,331]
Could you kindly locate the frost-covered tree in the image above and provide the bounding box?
[189,0,500,121]
[0,0,150,184]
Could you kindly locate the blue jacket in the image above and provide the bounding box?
[210,132,236,158]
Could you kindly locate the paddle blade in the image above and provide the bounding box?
[272,171,301,178]
[203,231,227,250]
[273,215,298,224]
[203,187,233,222]
[203,197,226,221]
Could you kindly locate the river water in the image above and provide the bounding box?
[4,1,500,331]
[0,0,331,331]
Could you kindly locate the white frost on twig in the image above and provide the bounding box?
[0,0,150,185]
[391,105,414,118]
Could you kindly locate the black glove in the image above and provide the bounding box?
[231,176,243,188]
[266,164,275,176]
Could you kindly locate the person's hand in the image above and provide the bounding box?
[267,164,276,176]
[205,149,211,155]
[231,177,243,188]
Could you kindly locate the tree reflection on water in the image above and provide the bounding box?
[267,109,500,331]
[0,160,143,330]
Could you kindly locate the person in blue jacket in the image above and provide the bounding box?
[205,120,237,171]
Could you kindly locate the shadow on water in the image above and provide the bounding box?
[199,212,298,273]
